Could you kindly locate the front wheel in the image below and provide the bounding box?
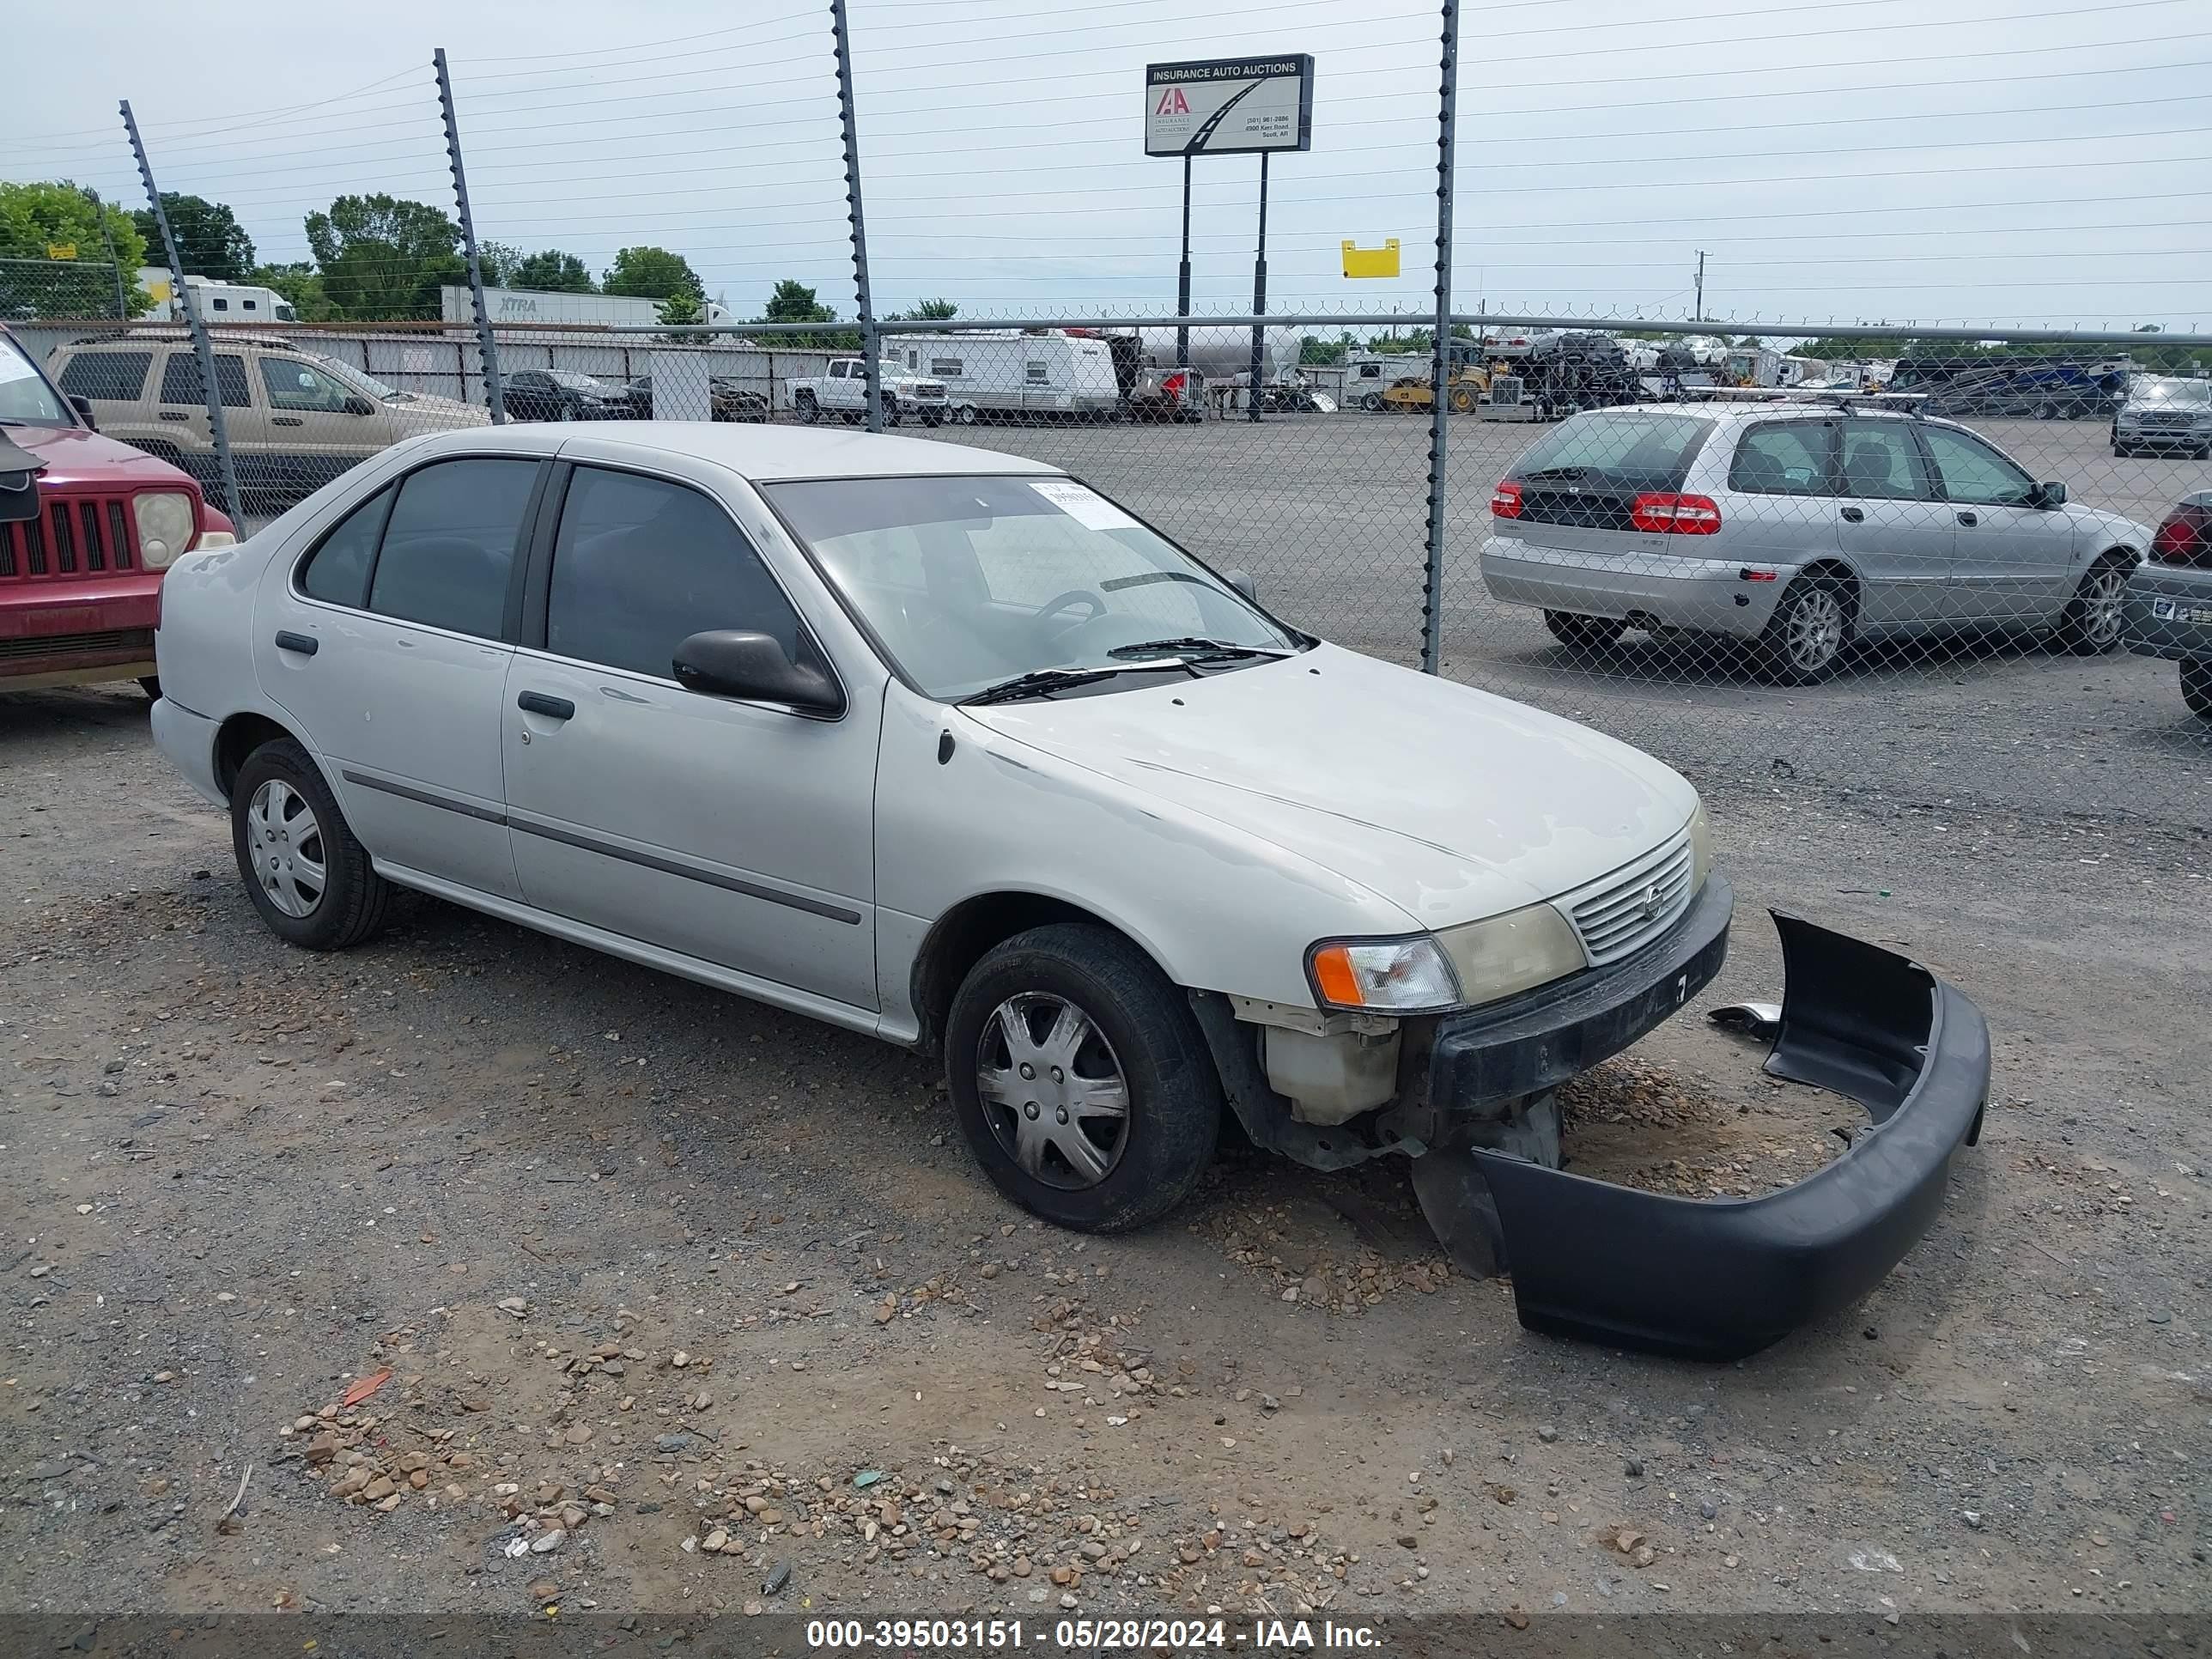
[2182,659,2212,719]
[229,738,393,951]
[945,924,1221,1234]
[2057,556,2130,654]
[882,395,901,428]
[1756,574,1853,684]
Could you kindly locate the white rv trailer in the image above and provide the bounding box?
[885,330,1121,422]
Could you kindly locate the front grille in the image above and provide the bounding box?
[2138,412,2199,428]
[1563,831,1696,965]
[0,629,152,662]
[0,496,137,583]
[914,383,947,398]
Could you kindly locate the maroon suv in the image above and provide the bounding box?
[0,324,235,696]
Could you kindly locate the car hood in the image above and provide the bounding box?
[390,396,491,434]
[13,422,199,488]
[958,643,1699,929]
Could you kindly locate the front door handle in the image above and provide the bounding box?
[517,690,575,720]
[1839,506,1865,523]
[1956,511,1978,527]
[272,416,305,427]
[273,630,319,656]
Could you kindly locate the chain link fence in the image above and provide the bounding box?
[4,0,2207,824]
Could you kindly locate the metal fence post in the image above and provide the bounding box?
[1419,0,1461,675]
[435,47,507,425]
[830,0,883,434]
[122,100,243,525]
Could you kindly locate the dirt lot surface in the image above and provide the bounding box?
[3,682,2208,1630]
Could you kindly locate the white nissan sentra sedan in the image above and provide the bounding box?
[149,423,1990,1359]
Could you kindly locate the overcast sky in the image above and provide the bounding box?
[9,0,2209,331]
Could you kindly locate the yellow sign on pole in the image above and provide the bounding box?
[1341,239,1399,279]
[47,242,79,261]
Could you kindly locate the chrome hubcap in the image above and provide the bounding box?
[1788,590,1845,670]
[975,994,1130,1190]
[2083,568,2125,645]
[247,780,326,919]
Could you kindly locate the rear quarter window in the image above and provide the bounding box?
[1510,412,1712,489]
[159,351,252,409]
[58,349,154,402]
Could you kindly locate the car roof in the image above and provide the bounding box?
[410,421,1063,483]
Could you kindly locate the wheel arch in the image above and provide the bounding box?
[213,710,306,804]
[908,890,1178,1061]
[1795,557,1862,610]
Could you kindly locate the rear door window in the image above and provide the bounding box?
[1729,422,1835,495]
[1838,425,1934,501]
[159,351,252,409]
[367,459,538,639]
[58,350,153,402]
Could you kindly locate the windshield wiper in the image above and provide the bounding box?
[1106,636,1289,661]
[958,666,1130,706]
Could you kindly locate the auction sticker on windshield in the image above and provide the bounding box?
[1030,479,1138,532]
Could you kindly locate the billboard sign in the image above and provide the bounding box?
[1145,56,1314,156]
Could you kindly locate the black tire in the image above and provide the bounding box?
[1543,611,1627,650]
[795,390,820,424]
[1756,572,1854,684]
[883,394,901,428]
[229,738,392,951]
[945,923,1221,1234]
[139,677,161,701]
[2183,659,2212,720]
[2057,554,2130,655]
[1360,392,1383,413]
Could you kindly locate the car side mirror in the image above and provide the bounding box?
[68,394,99,430]
[343,395,375,416]
[0,432,46,525]
[672,629,843,715]
[1224,568,1257,602]
[2032,480,2067,508]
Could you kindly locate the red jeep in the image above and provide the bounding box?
[0,324,235,696]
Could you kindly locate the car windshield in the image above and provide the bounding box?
[2134,380,2211,405]
[549,370,606,391]
[764,474,1304,702]
[1509,411,1712,489]
[307,352,404,403]
[0,333,74,427]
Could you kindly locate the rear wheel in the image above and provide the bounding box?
[955,403,978,426]
[1360,392,1383,413]
[945,924,1221,1234]
[883,394,902,428]
[139,677,161,701]
[2057,556,2130,654]
[2182,659,2212,719]
[1543,611,1627,651]
[795,389,820,424]
[229,738,392,951]
[1757,573,1853,684]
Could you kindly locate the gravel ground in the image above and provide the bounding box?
[2,681,2207,1628]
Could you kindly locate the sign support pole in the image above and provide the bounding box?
[1247,150,1269,423]
[1176,155,1193,371]
[435,47,507,425]
[1419,0,1461,675]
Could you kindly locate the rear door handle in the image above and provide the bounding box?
[517,690,575,720]
[274,630,319,656]
[159,410,189,422]
[1956,511,1978,527]
[272,416,304,427]
[1839,507,1864,523]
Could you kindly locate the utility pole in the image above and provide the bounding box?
[1419,0,1460,675]
[435,47,507,423]
[1694,250,1707,322]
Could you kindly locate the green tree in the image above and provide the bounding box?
[129,192,253,282]
[892,297,957,321]
[603,245,704,301]
[304,193,464,320]
[755,278,856,347]
[0,181,151,316]
[510,249,594,292]
[656,285,705,326]
[250,261,342,323]
[476,240,525,287]
[1299,334,1347,365]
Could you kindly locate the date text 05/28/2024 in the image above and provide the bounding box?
[805,1617,1384,1650]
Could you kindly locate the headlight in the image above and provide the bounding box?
[132,490,197,569]
[1686,798,1712,894]
[1306,935,1461,1013]
[1436,902,1587,1004]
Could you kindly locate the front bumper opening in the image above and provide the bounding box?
[1454,912,1990,1362]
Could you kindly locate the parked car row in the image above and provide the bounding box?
[500,368,769,424]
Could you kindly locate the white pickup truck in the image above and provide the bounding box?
[789,357,949,427]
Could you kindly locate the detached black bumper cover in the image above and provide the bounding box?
[1472,912,1990,1362]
